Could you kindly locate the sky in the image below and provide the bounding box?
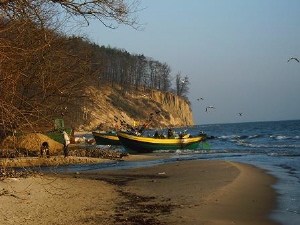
[77,0,300,125]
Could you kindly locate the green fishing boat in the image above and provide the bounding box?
[43,118,72,144]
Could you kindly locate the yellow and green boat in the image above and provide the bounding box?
[117,131,204,153]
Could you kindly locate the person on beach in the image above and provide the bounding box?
[167,128,173,138]
[40,141,50,158]
[62,130,70,157]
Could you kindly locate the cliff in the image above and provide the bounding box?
[78,86,194,131]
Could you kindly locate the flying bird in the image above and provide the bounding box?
[197,98,204,101]
[238,112,243,116]
[205,106,215,112]
[287,57,299,63]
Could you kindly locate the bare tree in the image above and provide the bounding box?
[0,0,141,141]
[159,63,172,92]
[0,0,140,28]
[175,72,189,98]
[54,0,140,28]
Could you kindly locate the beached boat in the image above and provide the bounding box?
[117,131,204,153]
[92,131,121,145]
[44,128,72,144]
[43,118,73,144]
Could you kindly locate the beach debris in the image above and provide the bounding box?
[0,149,129,169]
[86,138,95,145]
[69,148,129,160]
[0,188,10,196]
[115,190,175,224]
[74,136,86,143]
[0,167,37,180]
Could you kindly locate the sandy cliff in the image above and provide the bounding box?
[79,86,194,130]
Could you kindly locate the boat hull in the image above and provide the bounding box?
[92,131,121,145]
[117,131,203,153]
[44,128,72,144]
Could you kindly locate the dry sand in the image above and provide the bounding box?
[0,160,279,225]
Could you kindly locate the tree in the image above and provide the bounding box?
[159,63,172,92]
[0,0,140,29]
[52,0,140,29]
[0,0,141,140]
[175,72,189,99]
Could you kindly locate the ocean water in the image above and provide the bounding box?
[179,120,300,225]
[60,120,300,225]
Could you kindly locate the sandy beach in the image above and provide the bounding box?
[0,159,279,225]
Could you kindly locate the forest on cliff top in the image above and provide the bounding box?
[0,0,191,141]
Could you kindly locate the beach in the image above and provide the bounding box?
[0,159,279,225]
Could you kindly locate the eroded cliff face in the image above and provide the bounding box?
[79,86,194,131]
[149,90,194,127]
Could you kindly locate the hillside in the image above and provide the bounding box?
[0,86,194,155]
[77,86,194,131]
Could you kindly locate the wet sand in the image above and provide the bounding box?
[0,154,162,168]
[0,160,279,225]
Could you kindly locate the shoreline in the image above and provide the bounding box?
[0,154,163,169]
[0,159,279,225]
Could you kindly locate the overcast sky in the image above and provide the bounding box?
[78,0,300,125]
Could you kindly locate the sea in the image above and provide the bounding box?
[57,120,300,225]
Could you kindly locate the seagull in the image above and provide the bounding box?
[197,98,204,101]
[205,106,215,112]
[287,57,299,63]
[238,112,243,116]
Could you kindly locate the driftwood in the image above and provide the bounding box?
[0,167,37,180]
